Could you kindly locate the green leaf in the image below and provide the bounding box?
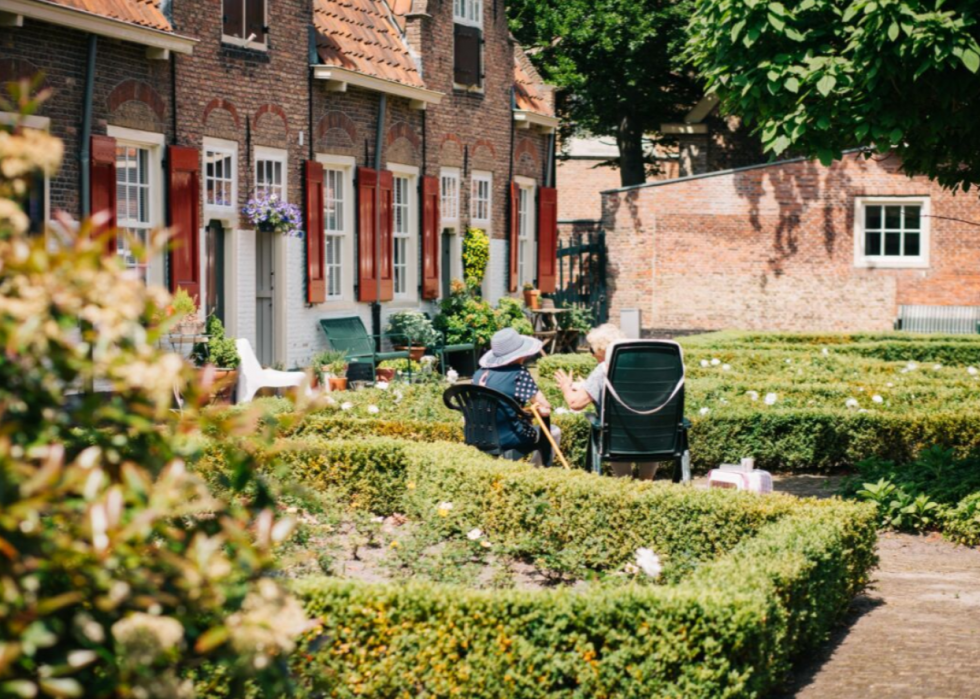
[888,22,899,41]
[195,625,230,653]
[855,123,870,142]
[817,149,835,166]
[785,77,800,93]
[769,13,786,31]
[961,49,980,73]
[890,128,903,143]
[785,27,806,41]
[816,74,837,96]
[771,135,792,154]
[730,20,746,43]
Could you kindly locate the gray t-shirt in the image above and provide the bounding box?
[582,363,607,409]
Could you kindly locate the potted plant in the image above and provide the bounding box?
[243,193,303,237]
[386,311,440,361]
[377,358,421,383]
[433,280,499,377]
[523,282,541,310]
[169,288,204,336]
[192,315,240,403]
[312,349,348,390]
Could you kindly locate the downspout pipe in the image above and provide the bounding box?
[79,34,97,220]
[544,131,555,188]
[372,92,387,341]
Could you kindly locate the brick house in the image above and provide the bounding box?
[601,152,980,334]
[0,0,558,367]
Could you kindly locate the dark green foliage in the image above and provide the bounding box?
[194,314,240,369]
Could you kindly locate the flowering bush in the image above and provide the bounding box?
[0,83,309,698]
[243,193,303,237]
[433,281,499,348]
[462,227,489,289]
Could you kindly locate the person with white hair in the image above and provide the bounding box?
[554,323,657,479]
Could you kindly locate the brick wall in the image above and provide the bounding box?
[0,18,172,218]
[601,153,980,333]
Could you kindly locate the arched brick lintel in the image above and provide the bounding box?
[386,121,421,150]
[514,137,540,167]
[255,103,289,134]
[203,98,242,129]
[108,79,166,119]
[316,110,357,143]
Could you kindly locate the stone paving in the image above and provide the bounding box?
[764,477,980,699]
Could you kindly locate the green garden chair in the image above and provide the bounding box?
[588,340,691,482]
[318,317,410,381]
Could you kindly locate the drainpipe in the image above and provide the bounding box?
[79,34,98,220]
[544,131,555,188]
[507,88,516,293]
[372,93,387,341]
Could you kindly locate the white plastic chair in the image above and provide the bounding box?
[235,338,310,403]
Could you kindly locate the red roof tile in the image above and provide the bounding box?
[514,51,553,117]
[313,0,425,90]
[44,0,173,32]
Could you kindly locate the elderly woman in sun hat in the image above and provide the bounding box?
[554,323,656,479]
[472,327,561,466]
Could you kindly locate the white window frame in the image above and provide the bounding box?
[471,170,492,231]
[2,112,51,235]
[107,125,165,288]
[515,176,536,289]
[388,163,419,302]
[453,0,483,27]
[203,137,238,223]
[317,154,356,305]
[440,167,460,227]
[253,145,287,202]
[221,0,268,50]
[853,196,930,269]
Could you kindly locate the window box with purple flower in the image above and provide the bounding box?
[243,194,303,238]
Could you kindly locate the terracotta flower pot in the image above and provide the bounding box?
[328,377,348,392]
[375,368,396,382]
[396,346,426,362]
[524,289,540,310]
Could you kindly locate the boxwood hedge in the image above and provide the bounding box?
[196,438,876,698]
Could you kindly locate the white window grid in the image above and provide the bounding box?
[863,203,922,258]
[393,176,410,296]
[324,168,345,299]
[222,0,267,48]
[518,187,531,286]
[441,171,459,223]
[255,158,284,199]
[471,173,492,225]
[116,144,151,282]
[454,0,482,26]
[205,149,235,209]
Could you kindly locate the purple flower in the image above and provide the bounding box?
[242,194,304,237]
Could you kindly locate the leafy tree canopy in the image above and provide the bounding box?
[687,0,980,190]
[509,0,700,186]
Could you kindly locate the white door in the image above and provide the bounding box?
[255,229,275,366]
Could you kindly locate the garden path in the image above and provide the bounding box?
[766,478,980,699]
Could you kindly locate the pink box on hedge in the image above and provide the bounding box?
[708,460,773,494]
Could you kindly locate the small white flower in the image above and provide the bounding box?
[785,358,792,364]
[376,381,389,391]
[623,562,640,576]
[340,401,353,411]
[634,548,662,579]
[446,369,459,384]
[872,394,883,404]
[700,359,709,368]
[764,392,778,406]
[436,501,454,517]
[845,398,859,409]
[858,408,869,413]
[394,390,404,404]
[933,364,943,371]
[821,347,829,356]
[906,362,918,371]
[699,407,710,416]
[886,382,894,387]
[746,390,759,401]
[466,528,483,540]
[969,367,978,376]
[421,355,437,365]
[372,516,385,523]
[367,405,380,414]
[722,364,732,371]
[710,358,721,366]
[900,368,910,374]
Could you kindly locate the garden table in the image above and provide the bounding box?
[529,308,569,354]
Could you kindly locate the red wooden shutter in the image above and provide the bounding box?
[537,186,558,294]
[305,160,326,304]
[167,145,201,302]
[421,175,440,300]
[90,134,116,254]
[379,169,394,302]
[357,167,378,302]
[509,181,520,292]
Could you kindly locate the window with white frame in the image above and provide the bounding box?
[222,0,267,48]
[441,169,460,225]
[255,156,284,200]
[854,197,930,268]
[393,175,411,296]
[517,184,535,287]
[471,171,492,228]
[204,146,236,212]
[454,0,482,26]
[115,144,152,281]
[324,167,346,299]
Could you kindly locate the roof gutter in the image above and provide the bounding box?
[312,65,443,109]
[513,109,559,133]
[2,0,196,56]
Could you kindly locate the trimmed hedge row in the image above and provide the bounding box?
[272,440,876,698]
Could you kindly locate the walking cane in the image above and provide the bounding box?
[528,404,571,470]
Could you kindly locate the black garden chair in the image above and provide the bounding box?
[443,384,540,461]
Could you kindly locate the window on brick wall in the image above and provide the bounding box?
[854,197,930,269]
[471,171,492,230]
[223,0,267,49]
[255,151,285,200]
[393,175,411,296]
[204,146,236,213]
[441,168,460,225]
[454,0,483,88]
[324,167,346,299]
[2,113,50,236]
[389,164,418,300]
[516,181,536,287]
